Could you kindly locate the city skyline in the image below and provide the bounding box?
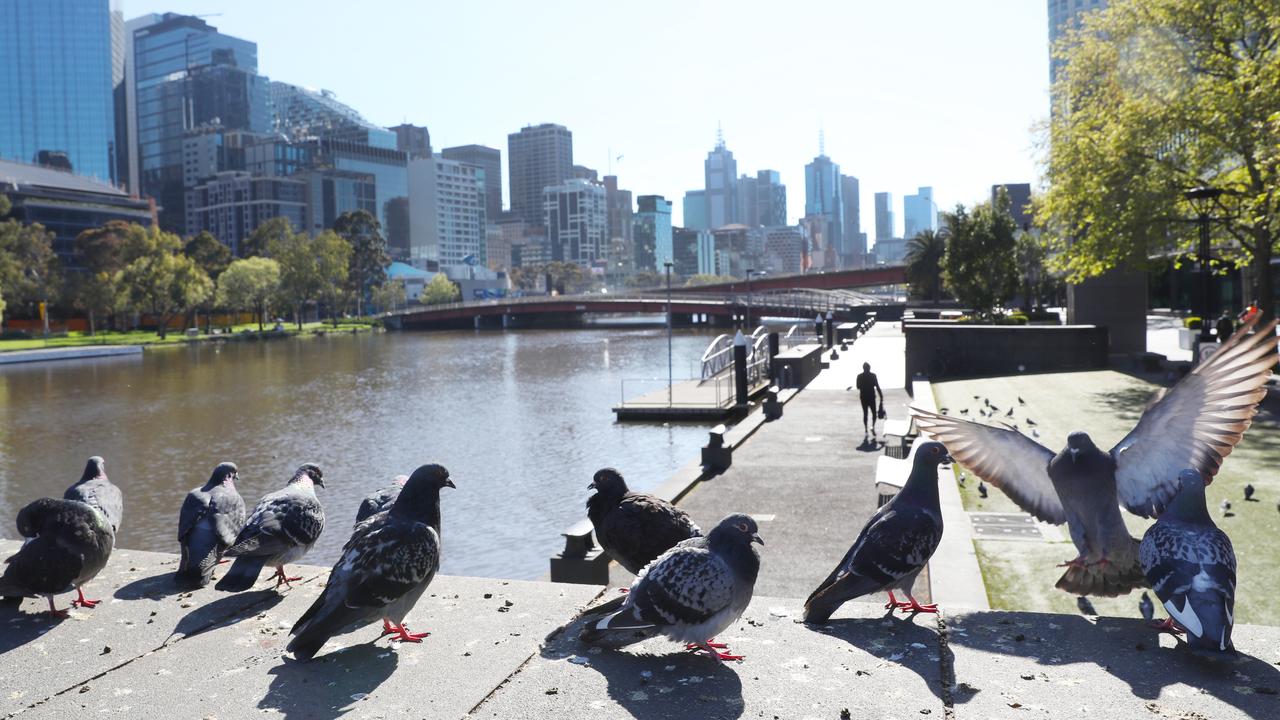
[117,0,1050,243]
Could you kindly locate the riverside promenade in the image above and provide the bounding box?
[3,324,1279,719]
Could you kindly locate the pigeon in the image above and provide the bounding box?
[63,456,123,534]
[978,481,988,499]
[912,315,1278,597]
[804,442,950,623]
[1140,469,1237,653]
[176,462,247,588]
[578,513,763,661]
[1006,408,1014,417]
[989,404,999,412]
[1032,429,1041,439]
[958,473,966,487]
[1026,418,1038,426]
[940,407,949,414]
[0,498,114,616]
[1018,396,1026,405]
[289,464,455,661]
[1139,592,1154,623]
[587,468,701,575]
[960,408,969,415]
[216,463,325,592]
[1219,499,1232,517]
[354,475,409,525]
[1076,596,1097,615]
[1243,484,1255,501]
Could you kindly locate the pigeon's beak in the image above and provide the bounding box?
[751,532,764,545]
[942,453,953,465]
[313,477,325,488]
[444,478,456,489]
[1069,448,1079,463]
[587,481,596,491]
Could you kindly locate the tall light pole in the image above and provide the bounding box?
[665,260,674,406]
[1184,186,1224,348]
[745,268,754,331]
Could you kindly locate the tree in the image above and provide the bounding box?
[0,221,60,334]
[217,257,281,331]
[243,216,295,258]
[314,230,352,326]
[942,192,1019,319]
[684,274,736,287]
[420,273,460,305]
[904,229,947,304]
[117,226,213,338]
[1015,232,1050,312]
[184,231,233,332]
[1038,0,1280,322]
[72,222,132,335]
[269,227,320,329]
[370,279,406,313]
[334,210,389,317]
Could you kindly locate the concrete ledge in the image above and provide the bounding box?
[0,345,143,365]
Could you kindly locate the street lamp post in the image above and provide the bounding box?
[665,260,674,406]
[745,268,754,331]
[1184,186,1224,348]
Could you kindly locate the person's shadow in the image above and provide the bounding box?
[946,611,1280,717]
[857,435,884,452]
[258,644,399,719]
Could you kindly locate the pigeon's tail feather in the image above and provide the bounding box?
[803,571,882,624]
[288,602,361,661]
[576,604,659,647]
[175,535,220,588]
[1179,591,1235,655]
[214,555,265,592]
[1055,538,1146,597]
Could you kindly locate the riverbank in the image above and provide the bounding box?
[2,540,1275,720]
[0,320,380,355]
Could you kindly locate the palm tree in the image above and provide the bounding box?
[905,229,947,304]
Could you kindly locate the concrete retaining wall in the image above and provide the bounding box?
[904,323,1109,380]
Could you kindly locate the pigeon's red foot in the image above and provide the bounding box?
[72,588,100,609]
[45,597,69,619]
[379,619,396,637]
[1150,618,1184,635]
[386,622,430,643]
[617,588,629,594]
[272,567,302,588]
[894,597,938,614]
[216,559,230,565]
[1057,557,1086,569]
[690,641,743,661]
[884,591,901,610]
[686,639,728,650]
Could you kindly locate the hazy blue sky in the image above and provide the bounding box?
[124,0,1051,240]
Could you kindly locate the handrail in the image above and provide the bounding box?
[700,334,735,380]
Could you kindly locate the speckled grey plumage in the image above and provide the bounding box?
[215,463,325,592]
[176,462,246,588]
[63,456,122,534]
[354,475,409,525]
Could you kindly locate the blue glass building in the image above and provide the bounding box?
[805,154,846,263]
[0,0,116,183]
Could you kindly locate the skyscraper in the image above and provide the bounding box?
[544,178,606,264]
[271,82,394,147]
[634,195,673,271]
[682,190,708,231]
[703,134,737,228]
[303,137,409,257]
[874,192,895,241]
[756,170,787,227]
[392,124,432,159]
[508,123,572,225]
[0,0,116,182]
[408,156,487,267]
[902,186,937,239]
[993,182,1034,230]
[442,145,502,219]
[602,175,634,276]
[840,175,864,258]
[131,14,269,231]
[736,174,758,228]
[805,153,845,265]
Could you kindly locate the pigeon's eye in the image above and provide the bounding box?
[735,522,749,532]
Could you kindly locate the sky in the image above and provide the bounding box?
[122,0,1052,241]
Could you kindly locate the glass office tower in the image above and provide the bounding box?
[0,0,115,182]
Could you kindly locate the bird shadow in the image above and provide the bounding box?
[172,589,284,638]
[946,611,1280,717]
[113,570,194,601]
[258,644,399,719]
[807,610,958,708]
[0,599,67,654]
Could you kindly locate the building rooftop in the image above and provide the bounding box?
[0,158,131,198]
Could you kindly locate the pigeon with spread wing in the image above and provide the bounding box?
[912,316,1277,597]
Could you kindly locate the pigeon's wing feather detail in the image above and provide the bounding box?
[1112,319,1279,517]
[177,491,209,542]
[632,547,733,627]
[598,494,701,574]
[343,523,440,610]
[911,407,1064,523]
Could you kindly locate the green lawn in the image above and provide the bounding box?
[0,320,379,352]
[933,371,1280,625]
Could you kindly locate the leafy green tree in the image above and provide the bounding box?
[243,216,295,258]
[1038,0,1280,321]
[0,221,60,334]
[683,274,736,287]
[117,226,213,338]
[626,271,663,288]
[314,230,352,326]
[1015,232,1051,312]
[72,222,133,335]
[370,279,406,312]
[905,229,947,304]
[334,210,389,317]
[269,227,319,329]
[217,257,281,331]
[184,231,233,331]
[942,191,1019,319]
[420,273,460,305]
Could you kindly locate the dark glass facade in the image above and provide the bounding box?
[0,0,115,183]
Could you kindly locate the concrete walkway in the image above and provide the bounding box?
[3,541,1277,719]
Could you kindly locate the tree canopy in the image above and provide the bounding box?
[117,226,213,338]
[218,257,281,330]
[420,273,460,305]
[905,229,947,304]
[1038,0,1280,320]
[942,190,1019,318]
[334,210,389,316]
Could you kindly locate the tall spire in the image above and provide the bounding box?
[819,125,826,156]
[715,121,725,149]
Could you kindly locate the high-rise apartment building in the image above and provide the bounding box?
[840,175,863,257]
[805,154,845,264]
[131,14,269,230]
[602,175,634,277]
[0,0,117,183]
[736,174,758,229]
[271,82,394,147]
[703,137,737,229]
[302,137,409,256]
[671,227,712,278]
[902,186,937,239]
[874,192,895,241]
[755,170,787,227]
[186,171,307,256]
[761,226,806,275]
[407,156,487,267]
[544,178,606,264]
[682,190,708,231]
[442,145,502,220]
[391,124,432,159]
[508,123,572,225]
[993,182,1033,230]
[634,195,673,271]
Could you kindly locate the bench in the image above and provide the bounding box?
[882,417,917,458]
[875,435,921,506]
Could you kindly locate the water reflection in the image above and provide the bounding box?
[0,328,714,579]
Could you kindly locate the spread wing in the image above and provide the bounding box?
[1112,318,1278,517]
[912,407,1064,524]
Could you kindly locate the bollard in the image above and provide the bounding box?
[763,386,782,421]
[548,519,610,584]
[701,423,732,474]
[767,331,780,385]
[814,314,824,341]
[824,311,834,348]
[733,330,749,406]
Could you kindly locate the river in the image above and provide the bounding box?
[0,328,718,579]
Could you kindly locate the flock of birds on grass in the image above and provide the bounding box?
[1,316,1276,664]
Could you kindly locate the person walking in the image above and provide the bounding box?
[1214,312,1234,343]
[855,362,885,438]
